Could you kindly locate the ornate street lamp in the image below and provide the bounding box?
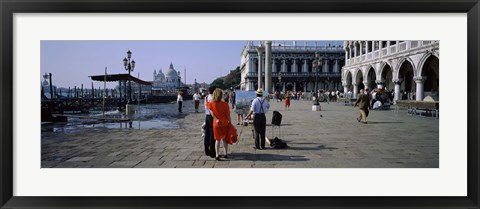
[194,78,197,93]
[177,71,181,90]
[314,51,323,105]
[123,50,136,102]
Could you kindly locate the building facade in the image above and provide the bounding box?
[341,41,439,101]
[240,41,345,93]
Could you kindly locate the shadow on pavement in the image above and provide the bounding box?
[266,124,292,127]
[366,121,404,124]
[229,152,308,162]
[289,142,317,145]
[287,144,338,151]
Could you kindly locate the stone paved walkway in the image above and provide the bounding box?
[41,99,439,168]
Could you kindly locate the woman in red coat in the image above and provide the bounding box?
[206,88,231,160]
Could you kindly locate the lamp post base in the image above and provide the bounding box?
[126,103,135,115]
[312,104,321,111]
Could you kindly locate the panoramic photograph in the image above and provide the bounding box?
[40,40,439,168]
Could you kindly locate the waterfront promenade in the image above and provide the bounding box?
[42,99,439,168]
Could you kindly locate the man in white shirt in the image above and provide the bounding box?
[177,91,183,113]
[246,88,270,150]
[193,92,200,113]
[203,86,216,157]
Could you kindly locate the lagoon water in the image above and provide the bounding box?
[41,102,197,133]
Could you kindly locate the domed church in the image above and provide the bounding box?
[152,62,184,91]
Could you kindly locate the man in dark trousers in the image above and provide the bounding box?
[203,86,216,157]
[246,88,270,150]
[354,89,370,124]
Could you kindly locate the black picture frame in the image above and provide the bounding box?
[1,0,479,208]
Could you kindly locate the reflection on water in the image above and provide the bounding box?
[42,103,184,133]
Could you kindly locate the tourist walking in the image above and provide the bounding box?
[331,90,337,102]
[284,90,291,110]
[204,86,216,158]
[193,92,200,113]
[246,88,270,150]
[177,91,183,113]
[207,88,232,160]
[402,90,408,100]
[231,91,236,109]
[224,91,230,104]
[354,89,370,124]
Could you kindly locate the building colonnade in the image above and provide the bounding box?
[342,41,439,102]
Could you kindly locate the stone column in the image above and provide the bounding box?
[303,59,308,73]
[282,82,286,93]
[272,59,276,73]
[353,82,358,99]
[343,85,348,95]
[324,59,329,73]
[360,41,363,56]
[321,59,325,73]
[249,57,253,73]
[265,41,272,94]
[292,59,297,73]
[353,43,357,58]
[393,79,402,102]
[363,81,369,90]
[345,48,349,61]
[282,59,286,72]
[293,82,296,92]
[304,81,307,92]
[256,46,265,91]
[334,59,339,73]
[350,44,354,58]
[387,41,391,54]
[414,76,425,101]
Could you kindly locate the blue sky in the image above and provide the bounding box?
[41,41,342,89]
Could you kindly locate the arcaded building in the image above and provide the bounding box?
[341,41,439,101]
